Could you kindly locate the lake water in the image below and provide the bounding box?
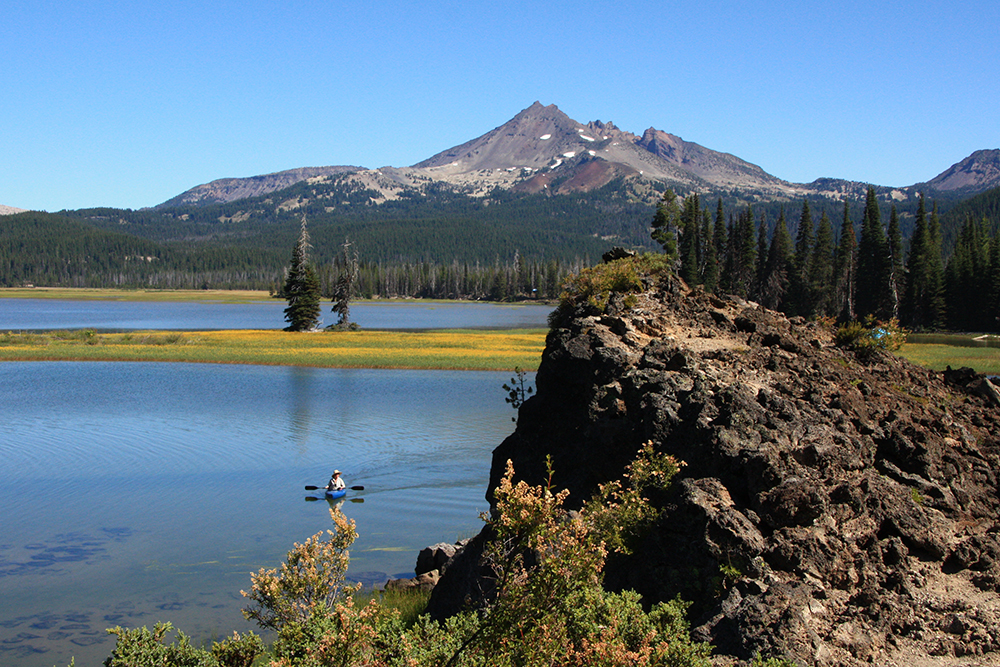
[0,298,552,332]
[0,300,537,666]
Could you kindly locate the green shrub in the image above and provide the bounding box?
[210,632,265,667]
[103,623,213,667]
[589,440,682,554]
[428,454,710,667]
[101,623,264,667]
[835,317,907,359]
[242,508,360,631]
[550,253,672,326]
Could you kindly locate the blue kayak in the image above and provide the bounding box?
[325,488,347,500]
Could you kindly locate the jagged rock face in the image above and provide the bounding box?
[480,273,1000,666]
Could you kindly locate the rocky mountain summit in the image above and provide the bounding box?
[155,103,1000,209]
[416,102,810,199]
[430,260,1000,666]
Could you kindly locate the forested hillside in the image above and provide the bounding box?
[4,180,999,331]
[653,186,1000,333]
[939,185,1000,249]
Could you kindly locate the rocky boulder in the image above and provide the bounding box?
[430,267,1000,666]
[416,542,460,576]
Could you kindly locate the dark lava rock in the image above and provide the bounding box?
[427,275,1000,666]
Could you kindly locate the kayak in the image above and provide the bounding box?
[325,488,347,500]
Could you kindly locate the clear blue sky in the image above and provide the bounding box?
[3,0,998,212]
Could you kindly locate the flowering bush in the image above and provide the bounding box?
[101,446,711,667]
[242,508,360,631]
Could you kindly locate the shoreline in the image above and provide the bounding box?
[0,286,557,307]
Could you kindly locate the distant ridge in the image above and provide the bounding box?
[156,165,363,208]
[0,204,27,215]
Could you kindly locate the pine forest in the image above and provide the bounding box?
[2,182,1000,333]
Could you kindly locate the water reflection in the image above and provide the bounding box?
[288,366,318,449]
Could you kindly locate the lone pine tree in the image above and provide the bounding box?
[283,217,322,332]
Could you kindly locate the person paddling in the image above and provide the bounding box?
[326,470,346,492]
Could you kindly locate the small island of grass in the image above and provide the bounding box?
[0,328,547,371]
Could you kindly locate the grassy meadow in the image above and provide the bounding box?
[0,328,547,371]
[897,343,1000,376]
[2,326,998,375]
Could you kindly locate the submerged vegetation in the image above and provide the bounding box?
[0,328,546,370]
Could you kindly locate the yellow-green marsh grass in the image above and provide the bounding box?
[898,343,1000,376]
[0,328,546,371]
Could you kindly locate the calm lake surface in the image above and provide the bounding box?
[0,300,538,667]
[0,298,552,331]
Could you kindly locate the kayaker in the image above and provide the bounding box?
[326,470,346,492]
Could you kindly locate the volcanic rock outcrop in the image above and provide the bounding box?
[430,264,1000,666]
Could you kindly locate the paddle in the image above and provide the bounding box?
[305,485,365,491]
[304,496,365,503]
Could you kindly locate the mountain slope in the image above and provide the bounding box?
[156,165,363,208]
[924,149,1000,194]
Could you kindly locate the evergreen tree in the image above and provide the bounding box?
[721,215,737,294]
[856,187,890,319]
[810,209,835,317]
[651,189,680,263]
[330,238,359,328]
[283,217,322,331]
[679,194,701,285]
[790,200,815,316]
[902,194,936,329]
[713,199,727,276]
[989,234,1000,331]
[902,194,928,327]
[946,215,992,330]
[835,199,857,322]
[927,201,946,328]
[701,207,720,293]
[887,203,904,319]
[730,207,757,299]
[760,208,794,310]
[754,218,769,301]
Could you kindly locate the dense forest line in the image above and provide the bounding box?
[653,187,1000,332]
[2,180,999,330]
[60,176,659,263]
